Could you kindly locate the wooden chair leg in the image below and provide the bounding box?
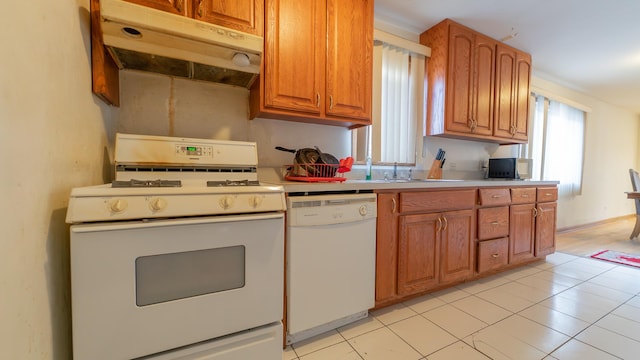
[630,215,640,239]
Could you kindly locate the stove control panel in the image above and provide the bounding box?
[67,190,286,223]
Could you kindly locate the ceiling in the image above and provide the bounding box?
[374,0,640,114]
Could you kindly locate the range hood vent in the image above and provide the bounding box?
[100,0,263,88]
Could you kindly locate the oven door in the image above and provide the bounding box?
[70,213,284,360]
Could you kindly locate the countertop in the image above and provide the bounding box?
[259,168,558,193]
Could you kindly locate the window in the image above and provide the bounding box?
[352,30,427,165]
[527,94,586,197]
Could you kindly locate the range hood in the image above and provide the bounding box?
[99,0,263,88]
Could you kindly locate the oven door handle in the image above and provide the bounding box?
[71,212,284,233]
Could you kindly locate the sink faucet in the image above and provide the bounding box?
[393,162,398,179]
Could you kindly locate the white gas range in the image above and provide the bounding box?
[66,133,285,360]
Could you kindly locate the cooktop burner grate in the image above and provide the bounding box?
[112,179,182,188]
[207,180,261,187]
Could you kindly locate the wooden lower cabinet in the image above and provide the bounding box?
[375,189,475,307]
[509,203,536,264]
[397,213,439,296]
[374,185,557,309]
[535,201,557,256]
[439,209,475,283]
[375,193,399,304]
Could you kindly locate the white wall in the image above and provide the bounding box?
[531,77,640,229]
[116,71,352,171]
[1,1,113,359]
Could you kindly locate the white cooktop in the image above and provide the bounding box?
[66,133,285,223]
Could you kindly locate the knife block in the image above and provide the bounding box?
[427,160,443,179]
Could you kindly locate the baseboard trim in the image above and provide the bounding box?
[557,214,635,234]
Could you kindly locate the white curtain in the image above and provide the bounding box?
[542,100,585,196]
[378,44,422,164]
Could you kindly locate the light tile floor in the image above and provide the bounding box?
[284,252,640,360]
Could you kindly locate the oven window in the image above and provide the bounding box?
[135,246,245,306]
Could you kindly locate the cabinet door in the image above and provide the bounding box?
[440,209,475,284]
[263,0,325,115]
[535,202,557,257]
[510,203,536,264]
[195,0,263,36]
[375,193,399,305]
[494,44,516,139]
[124,0,190,16]
[471,33,496,136]
[397,213,440,296]
[326,0,373,120]
[445,24,474,134]
[512,51,531,141]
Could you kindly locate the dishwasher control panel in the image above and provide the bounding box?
[286,193,377,227]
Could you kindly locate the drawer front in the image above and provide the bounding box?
[537,187,558,202]
[478,188,511,206]
[511,188,536,204]
[400,189,476,213]
[477,206,509,240]
[477,237,509,274]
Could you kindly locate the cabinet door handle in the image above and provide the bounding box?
[441,215,448,231]
[197,0,203,17]
[533,207,538,217]
[316,93,320,108]
[329,95,334,110]
[391,198,396,213]
[176,0,183,13]
[437,217,443,232]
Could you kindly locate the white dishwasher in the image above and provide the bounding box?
[286,192,377,344]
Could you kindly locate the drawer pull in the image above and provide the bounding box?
[491,195,501,198]
[491,253,500,258]
[491,221,500,225]
[521,194,529,198]
[545,193,553,196]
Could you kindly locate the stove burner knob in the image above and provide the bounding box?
[219,196,235,210]
[109,199,128,213]
[249,196,263,208]
[149,198,168,212]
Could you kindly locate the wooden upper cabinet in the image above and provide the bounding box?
[494,44,530,142]
[250,0,373,128]
[325,0,373,120]
[123,0,263,35]
[262,0,325,115]
[124,0,190,16]
[421,19,530,144]
[422,20,497,139]
[444,24,474,134]
[195,0,264,36]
